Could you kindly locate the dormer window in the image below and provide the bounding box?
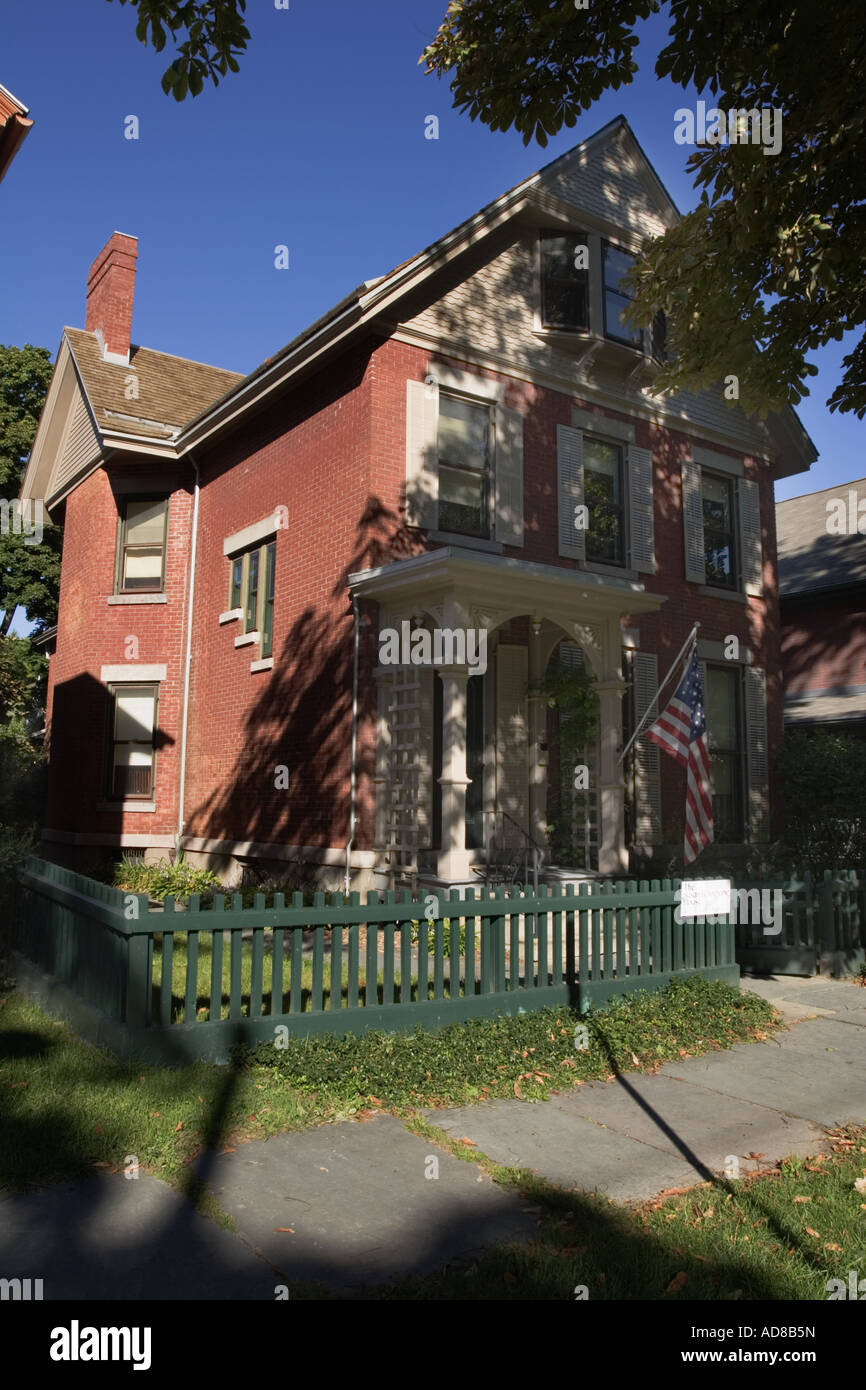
[602,242,642,346]
[540,231,589,332]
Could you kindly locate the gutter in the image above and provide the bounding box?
[176,453,201,858]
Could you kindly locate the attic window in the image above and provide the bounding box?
[540,231,589,332]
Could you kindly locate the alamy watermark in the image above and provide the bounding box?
[674,101,783,156]
[379,621,487,675]
[675,885,782,936]
[0,498,44,546]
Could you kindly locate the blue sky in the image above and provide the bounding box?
[3,0,862,514]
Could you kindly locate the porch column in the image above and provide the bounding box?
[437,667,473,882]
[372,669,391,861]
[528,621,548,856]
[595,675,628,875]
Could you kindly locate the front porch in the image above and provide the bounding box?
[349,547,666,890]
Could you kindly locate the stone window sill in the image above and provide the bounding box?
[428,531,503,555]
[108,593,167,605]
[583,560,638,581]
[250,657,273,673]
[698,585,748,604]
[96,801,157,813]
[234,630,259,648]
[220,608,243,624]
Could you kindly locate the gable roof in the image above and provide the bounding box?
[777,479,866,598]
[65,328,243,441]
[21,330,243,510]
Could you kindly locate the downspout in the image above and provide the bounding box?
[344,592,361,896]
[176,453,201,859]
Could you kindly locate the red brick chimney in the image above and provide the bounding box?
[85,232,138,364]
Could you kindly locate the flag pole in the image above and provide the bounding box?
[618,622,700,766]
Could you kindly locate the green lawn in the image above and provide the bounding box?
[0,974,778,1199]
[368,1121,866,1301]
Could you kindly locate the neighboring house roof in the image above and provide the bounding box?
[65,327,243,440]
[784,691,866,725]
[777,479,866,598]
[0,81,32,186]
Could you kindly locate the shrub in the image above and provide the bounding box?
[778,729,866,871]
[111,857,221,902]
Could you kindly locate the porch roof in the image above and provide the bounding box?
[347,546,666,623]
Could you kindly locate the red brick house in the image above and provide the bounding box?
[778,479,866,734]
[23,117,816,891]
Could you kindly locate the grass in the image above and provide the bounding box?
[0,975,777,1197]
[6,971,856,1301]
[364,1121,866,1301]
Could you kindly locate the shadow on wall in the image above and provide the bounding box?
[184,494,420,878]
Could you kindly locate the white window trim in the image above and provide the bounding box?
[427,364,504,403]
[101,664,166,683]
[572,407,635,443]
[223,513,279,557]
[692,445,744,478]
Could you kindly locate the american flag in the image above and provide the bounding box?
[645,648,714,866]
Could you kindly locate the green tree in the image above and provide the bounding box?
[422,3,866,418]
[0,344,60,636]
[777,729,866,870]
[109,0,250,101]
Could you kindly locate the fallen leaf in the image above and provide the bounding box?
[666,1272,687,1294]
[219,1147,236,1155]
[745,1152,766,1161]
[174,1121,183,1132]
[275,1227,295,1233]
[854,1177,866,1194]
[805,1227,821,1238]
[459,1138,477,1147]
[825,1243,842,1252]
[150,1111,161,1118]
[793,1195,811,1203]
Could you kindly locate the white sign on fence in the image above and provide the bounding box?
[679,879,732,919]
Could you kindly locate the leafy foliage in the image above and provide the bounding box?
[109,856,222,901]
[0,344,60,636]
[248,975,775,1109]
[109,0,250,100]
[777,729,866,871]
[423,3,866,417]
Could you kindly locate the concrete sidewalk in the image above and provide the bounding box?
[1,976,864,1296]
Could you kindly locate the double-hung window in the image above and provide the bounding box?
[602,242,642,347]
[116,497,168,593]
[702,472,738,590]
[584,436,626,566]
[107,683,158,800]
[229,540,276,658]
[705,665,745,841]
[437,393,491,539]
[540,231,590,332]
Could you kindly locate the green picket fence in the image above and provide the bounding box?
[733,869,866,977]
[12,856,739,1064]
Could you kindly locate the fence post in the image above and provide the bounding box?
[818,869,835,975]
[123,896,151,1028]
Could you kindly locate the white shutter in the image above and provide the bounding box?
[632,652,662,844]
[416,667,435,847]
[493,404,524,546]
[738,478,763,596]
[557,424,584,560]
[496,644,528,835]
[405,379,438,529]
[744,665,770,842]
[682,459,706,584]
[628,444,655,574]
